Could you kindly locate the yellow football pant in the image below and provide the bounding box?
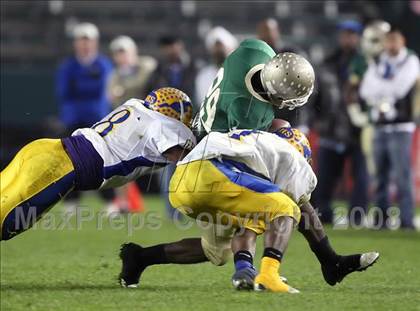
[169,160,300,235]
[0,139,75,240]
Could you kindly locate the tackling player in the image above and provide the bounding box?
[0,88,195,241]
[119,128,379,292]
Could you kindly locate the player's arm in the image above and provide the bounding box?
[157,121,196,163]
[162,145,190,162]
[269,118,291,132]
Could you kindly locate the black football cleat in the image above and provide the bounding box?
[232,266,257,290]
[119,243,145,288]
[322,252,380,286]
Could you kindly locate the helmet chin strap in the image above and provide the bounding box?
[270,85,313,110]
[179,100,185,122]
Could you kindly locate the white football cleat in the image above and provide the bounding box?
[359,252,380,270]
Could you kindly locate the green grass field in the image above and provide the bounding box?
[1,195,420,311]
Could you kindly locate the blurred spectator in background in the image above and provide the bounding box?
[149,35,197,219]
[195,26,237,107]
[257,17,306,55]
[56,22,113,130]
[346,20,391,127]
[257,18,309,128]
[256,18,280,52]
[398,0,420,55]
[312,20,369,225]
[108,35,157,108]
[360,28,419,229]
[345,20,390,180]
[55,22,114,212]
[148,35,196,97]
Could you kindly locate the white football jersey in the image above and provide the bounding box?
[73,99,196,189]
[179,130,317,205]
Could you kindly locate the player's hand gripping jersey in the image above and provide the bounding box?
[179,129,317,205]
[195,39,276,136]
[74,99,196,189]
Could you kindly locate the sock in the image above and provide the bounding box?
[310,236,340,266]
[263,247,283,263]
[139,244,169,266]
[259,248,282,277]
[259,256,280,276]
[234,250,254,271]
[339,254,361,270]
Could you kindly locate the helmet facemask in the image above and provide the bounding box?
[267,84,314,110]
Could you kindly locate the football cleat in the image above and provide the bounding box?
[322,252,380,286]
[119,243,146,288]
[360,252,380,269]
[232,267,289,290]
[254,273,299,294]
[232,266,257,290]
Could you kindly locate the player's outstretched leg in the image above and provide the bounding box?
[299,202,379,285]
[1,139,75,240]
[254,216,299,293]
[119,238,207,287]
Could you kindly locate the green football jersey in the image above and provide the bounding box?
[195,39,276,136]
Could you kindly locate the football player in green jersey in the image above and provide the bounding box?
[193,38,315,138]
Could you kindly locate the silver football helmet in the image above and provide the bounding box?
[261,52,315,110]
[361,20,390,59]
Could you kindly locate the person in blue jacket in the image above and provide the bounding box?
[56,22,114,211]
[56,22,113,131]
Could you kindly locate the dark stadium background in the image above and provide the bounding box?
[1,0,419,198]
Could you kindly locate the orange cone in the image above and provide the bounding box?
[126,182,144,213]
